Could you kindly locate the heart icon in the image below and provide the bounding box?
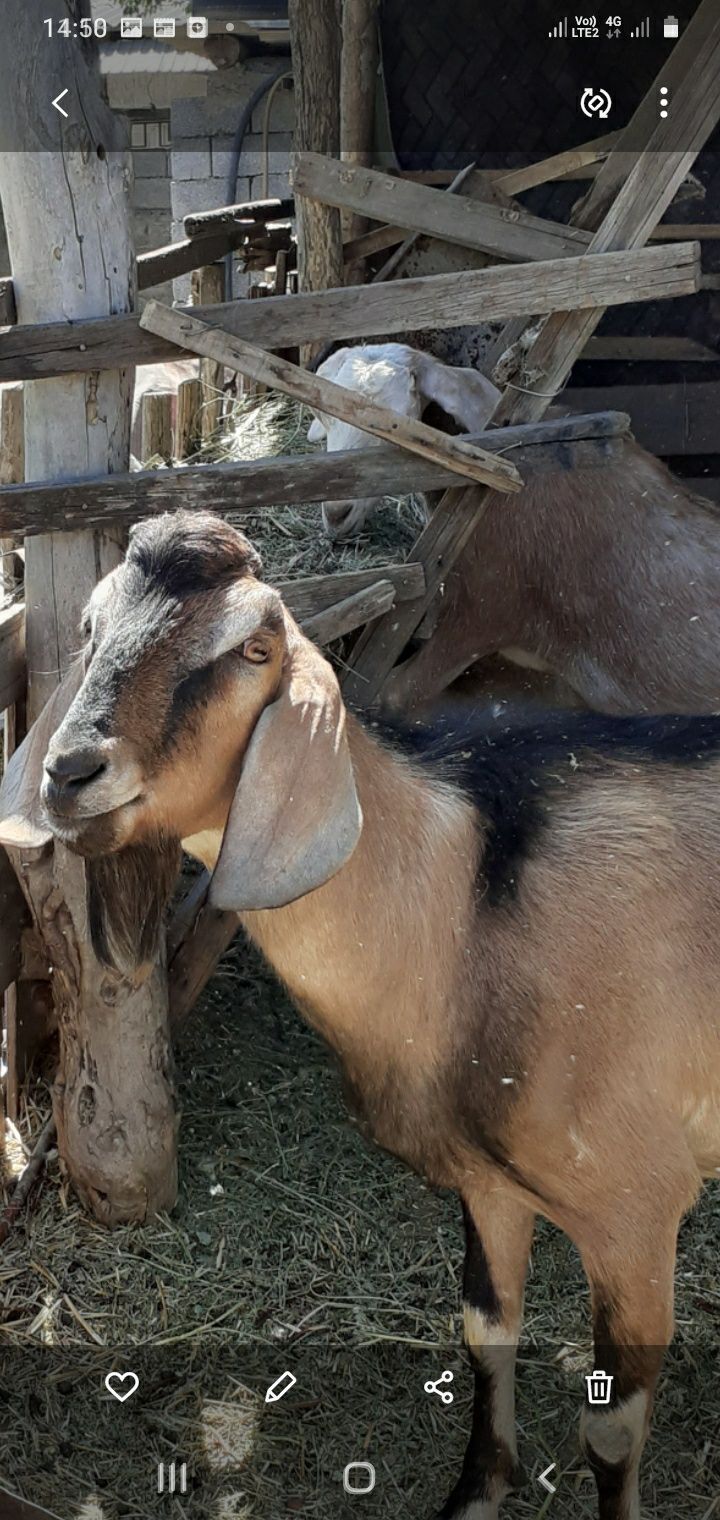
[105,1371,140,1403]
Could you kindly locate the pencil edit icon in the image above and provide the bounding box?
[265,1370,297,1404]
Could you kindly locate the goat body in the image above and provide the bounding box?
[7,511,720,1520]
[311,344,720,717]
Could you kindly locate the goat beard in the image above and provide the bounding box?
[86,833,181,981]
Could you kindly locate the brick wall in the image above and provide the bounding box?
[170,59,294,301]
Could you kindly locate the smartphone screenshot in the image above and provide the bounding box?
[0,1,719,1517]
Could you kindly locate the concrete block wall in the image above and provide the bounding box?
[171,59,294,301]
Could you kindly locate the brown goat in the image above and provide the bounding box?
[3,511,720,1520]
[311,344,720,717]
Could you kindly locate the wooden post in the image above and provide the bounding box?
[191,264,225,443]
[175,376,203,461]
[0,0,177,1224]
[288,0,344,302]
[140,389,174,465]
[340,0,378,282]
[1,382,26,1122]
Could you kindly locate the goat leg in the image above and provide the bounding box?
[435,1189,533,1520]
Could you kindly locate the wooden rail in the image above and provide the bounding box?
[0,243,700,383]
[292,152,596,262]
[0,412,630,538]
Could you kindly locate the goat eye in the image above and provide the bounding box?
[242,637,270,664]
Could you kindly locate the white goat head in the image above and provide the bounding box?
[308,343,500,539]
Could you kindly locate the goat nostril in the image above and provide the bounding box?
[46,753,107,791]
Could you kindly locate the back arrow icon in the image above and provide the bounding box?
[538,1462,557,1494]
[52,90,69,118]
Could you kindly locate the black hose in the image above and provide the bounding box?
[224,60,292,298]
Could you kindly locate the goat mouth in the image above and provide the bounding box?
[43,794,144,851]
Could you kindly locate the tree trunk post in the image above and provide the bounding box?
[289,0,344,310]
[191,264,225,442]
[340,0,378,283]
[0,0,177,1224]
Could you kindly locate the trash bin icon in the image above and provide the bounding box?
[586,1369,614,1405]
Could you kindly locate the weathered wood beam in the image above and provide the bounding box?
[184,198,294,236]
[137,228,251,291]
[0,242,700,384]
[0,413,631,537]
[0,602,25,710]
[0,277,16,326]
[0,844,27,997]
[0,0,177,1225]
[292,151,596,262]
[289,0,344,303]
[139,301,524,495]
[340,0,379,279]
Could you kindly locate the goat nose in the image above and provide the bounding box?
[45,747,107,790]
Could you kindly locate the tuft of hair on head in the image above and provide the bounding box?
[127,512,263,597]
[86,834,181,980]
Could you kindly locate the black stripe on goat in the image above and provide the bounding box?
[380,710,720,908]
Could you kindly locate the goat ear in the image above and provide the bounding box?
[414,352,500,433]
[0,659,86,850]
[307,415,327,443]
[209,628,362,911]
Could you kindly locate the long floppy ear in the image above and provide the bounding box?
[414,351,500,433]
[209,627,362,911]
[0,659,85,850]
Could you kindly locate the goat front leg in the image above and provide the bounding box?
[436,1188,534,1520]
[578,1207,685,1520]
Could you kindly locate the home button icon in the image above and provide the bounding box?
[343,1461,376,1495]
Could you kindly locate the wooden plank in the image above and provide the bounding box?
[0,413,631,537]
[0,241,701,383]
[278,564,425,619]
[293,152,596,263]
[185,198,294,237]
[304,578,395,643]
[140,389,173,464]
[192,264,225,442]
[492,136,619,196]
[0,277,16,326]
[175,376,203,459]
[139,301,525,495]
[138,228,250,291]
[0,845,26,997]
[562,383,720,455]
[0,603,25,710]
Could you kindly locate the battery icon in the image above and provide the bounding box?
[664,15,679,37]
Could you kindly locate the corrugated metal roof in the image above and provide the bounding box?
[100,41,216,73]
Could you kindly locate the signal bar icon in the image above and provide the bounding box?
[630,16,650,36]
[157,1461,188,1495]
[549,16,568,36]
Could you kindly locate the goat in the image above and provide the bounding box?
[3,510,719,1520]
[309,344,720,717]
